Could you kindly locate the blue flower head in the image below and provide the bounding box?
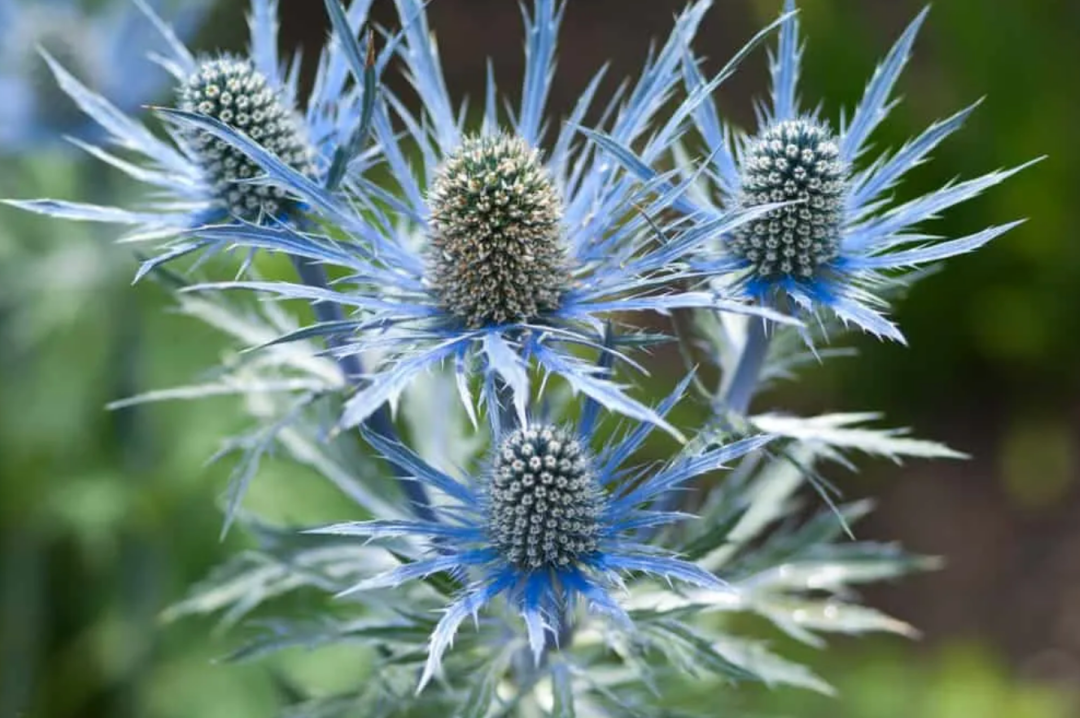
[5,0,375,269]
[596,1,1038,343]
[311,391,773,689]
[0,0,209,152]
[184,0,796,437]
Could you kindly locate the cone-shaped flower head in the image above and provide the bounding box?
[488,426,600,569]
[731,119,846,280]
[310,392,775,690]
[178,56,315,223]
[428,134,568,327]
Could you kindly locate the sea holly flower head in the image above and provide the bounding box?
[592,0,1037,343]
[716,1,1042,342]
[428,134,568,328]
[310,398,774,689]
[487,425,601,569]
[731,118,846,280]
[178,55,316,223]
[4,0,377,268]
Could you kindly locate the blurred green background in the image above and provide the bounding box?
[1,0,1078,716]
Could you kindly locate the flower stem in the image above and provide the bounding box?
[718,317,773,417]
[669,315,774,519]
[289,256,434,521]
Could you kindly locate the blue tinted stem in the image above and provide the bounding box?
[289,256,434,520]
[720,317,772,416]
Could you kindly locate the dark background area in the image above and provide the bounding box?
[2,1,1079,716]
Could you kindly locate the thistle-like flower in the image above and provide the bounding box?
[183,0,795,435]
[593,0,1037,342]
[4,0,373,268]
[177,55,315,223]
[311,402,773,689]
[729,119,846,280]
[0,0,209,152]
[428,134,567,328]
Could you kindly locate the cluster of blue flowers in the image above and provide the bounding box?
[6,0,1032,713]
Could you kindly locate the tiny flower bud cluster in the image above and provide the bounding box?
[730,119,847,279]
[487,426,601,570]
[428,134,567,328]
[179,57,314,222]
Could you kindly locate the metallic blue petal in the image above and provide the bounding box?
[823,293,905,344]
[610,510,696,533]
[521,571,553,663]
[593,552,724,590]
[532,342,685,442]
[393,0,459,153]
[517,0,564,146]
[44,54,191,174]
[133,0,198,79]
[183,279,433,316]
[2,198,185,227]
[341,550,495,595]
[340,335,477,430]
[248,0,281,81]
[155,109,350,222]
[309,519,482,541]
[600,372,695,480]
[559,566,631,627]
[610,434,775,511]
[608,0,710,144]
[845,159,1040,247]
[482,331,530,427]
[682,53,739,198]
[580,127,700,216]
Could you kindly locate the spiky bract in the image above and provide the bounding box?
[731,119,846,279]
[429,134,567,327]
[17,9,101,129]
[488,425,600,569]
[179,57,314,222]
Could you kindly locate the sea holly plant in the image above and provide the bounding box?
[3,0,1034,716]
[588,0,1038,421]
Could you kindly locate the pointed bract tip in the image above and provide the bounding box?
[365,28,376,67]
